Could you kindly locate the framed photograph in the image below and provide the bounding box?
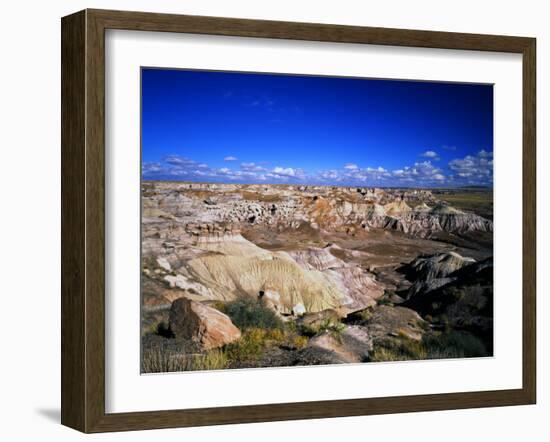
[61,9,536,433]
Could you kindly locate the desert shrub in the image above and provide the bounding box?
[370,347,408,362]
[224,297,283,330]
[292,335,309,350]
[357,308,374,322]
[370,330,488,363]
[423,331,487,358]
[370,337,427,362]
[370,346,425,362]
[265,328,285,342]
[302,318,345,336]
[211,301,227,313]
[285,320,298,333]
[322,320,346,335]
[225,328,268,362]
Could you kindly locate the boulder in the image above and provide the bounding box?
[362,305,428,342]
[298,325,371,364]
[169,298,241,350]
[294,345,351,365]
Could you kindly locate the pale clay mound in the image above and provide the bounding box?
[194,232,272,258]
[145,226,384,313]
[176,234,383,312]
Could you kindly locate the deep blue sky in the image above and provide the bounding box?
[142,68,493,187]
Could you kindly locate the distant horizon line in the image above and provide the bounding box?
[141,178,493,190]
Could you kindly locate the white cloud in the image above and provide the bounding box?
[145,150,493,187]
[241,162,266,172]
[421,150,439,160]
[273,166,295,176]
[388,161,446,184]
[142,162,164,174]
[147,158,305,183]
[477,149,492,158]
[448,150,493,185]
[319,170,341,181]
[224,156,237,161]
[266,166,306,181]
[164,155,195,166]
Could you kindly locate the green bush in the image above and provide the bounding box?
[224,297,283,330]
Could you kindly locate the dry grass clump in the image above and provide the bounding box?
[370,330,488,363]
[141,348,228,373]
[370,338,427,362]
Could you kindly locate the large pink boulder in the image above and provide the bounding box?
[169,298,241,350]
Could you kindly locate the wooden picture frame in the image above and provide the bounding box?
[61,8,536,433]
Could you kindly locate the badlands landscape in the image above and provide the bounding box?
[141,182,493,373]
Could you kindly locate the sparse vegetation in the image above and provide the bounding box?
[141,347,228,373]
[225,328,269,363]
[224,297,284,330]
[370,337,428,362]
[291,335,309,350]
[370,330,488,362]
[437,190,493,219]
[299,317,343,336]
[423,330,487,358]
